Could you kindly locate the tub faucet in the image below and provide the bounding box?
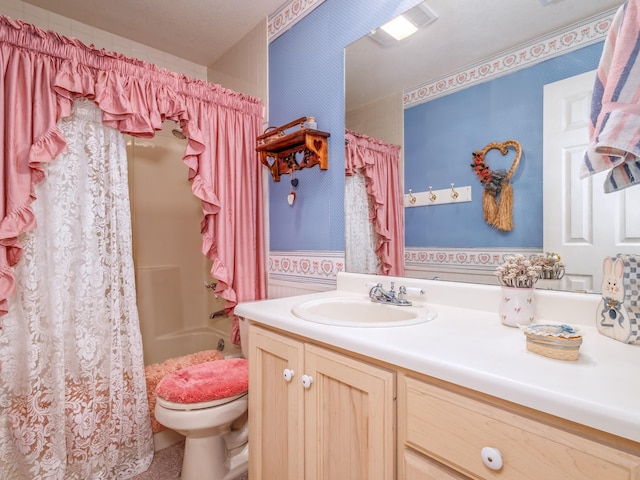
[210,309,226,319]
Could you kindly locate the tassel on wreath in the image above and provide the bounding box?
[493,181,513,231]
[482,188,498,226]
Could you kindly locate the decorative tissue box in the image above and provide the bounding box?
[524,324,582,361]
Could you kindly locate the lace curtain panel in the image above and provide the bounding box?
[0,99,153,479]
[345,129,405,276]
[345,172,380,274]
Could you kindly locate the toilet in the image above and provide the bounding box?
[154,318,250,480]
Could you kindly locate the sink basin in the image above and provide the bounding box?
[291,296,437,327]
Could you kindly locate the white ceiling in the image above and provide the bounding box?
[21,0,624,108]
[346,0,624,111]
[21,0,287,67]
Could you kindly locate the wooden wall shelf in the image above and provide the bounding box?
[256,117,330,182]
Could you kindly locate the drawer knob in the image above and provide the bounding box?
[481,446,503,471]
[283,368,295,382]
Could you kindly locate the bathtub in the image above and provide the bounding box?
[143,325,241,366]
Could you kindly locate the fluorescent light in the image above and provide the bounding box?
[380,15,418,41]
[368,3,437,47]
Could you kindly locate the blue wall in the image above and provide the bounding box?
[404,43,603,248]
[268,2,604,253]
[268,0,420,251]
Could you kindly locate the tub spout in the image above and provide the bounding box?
[210,309,226,319]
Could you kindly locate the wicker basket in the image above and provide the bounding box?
[523,324,582,361]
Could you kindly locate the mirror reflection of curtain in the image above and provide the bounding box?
[345,172,380,273]
[345,129,405,276]
[0,99,153,478]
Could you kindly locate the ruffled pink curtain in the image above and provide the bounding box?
[0,16,265,342]
[345,129,404,276]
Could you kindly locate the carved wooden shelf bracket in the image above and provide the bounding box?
[256,116,330,182]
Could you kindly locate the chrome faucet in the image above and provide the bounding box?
[369,282,414,306]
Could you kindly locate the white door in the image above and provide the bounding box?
[543,70,640,293]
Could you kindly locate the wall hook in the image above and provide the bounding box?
[408,189,417,205]
[450,183,459,199]
[428,186,437,202]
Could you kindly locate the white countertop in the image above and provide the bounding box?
[235,272,640,444]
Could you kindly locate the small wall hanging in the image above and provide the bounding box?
[470,139,522,231]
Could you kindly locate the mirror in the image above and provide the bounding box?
[345,0,627,292]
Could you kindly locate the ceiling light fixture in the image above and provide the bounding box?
[368,2,438,47]
[380,15,418,41]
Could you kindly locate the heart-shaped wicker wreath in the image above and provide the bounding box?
[470,140,522,232]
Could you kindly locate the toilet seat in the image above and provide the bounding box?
[156,358,248,408]
[156,391,247,411]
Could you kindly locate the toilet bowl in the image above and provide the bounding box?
[154,318,250,480]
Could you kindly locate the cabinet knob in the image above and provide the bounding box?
[283,368,295,382]
[480,446,503,471]
[301,374,314,389]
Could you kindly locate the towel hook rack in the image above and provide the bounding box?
[404,185,472,207]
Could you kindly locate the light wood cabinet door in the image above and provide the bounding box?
[304,343,395,480]
[248,324,305,480]
[248,324,395,480]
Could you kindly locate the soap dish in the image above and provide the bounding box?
[523,324,582,361]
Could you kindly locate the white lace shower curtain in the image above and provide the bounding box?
[0,99,153,479]
[345,172,381,273]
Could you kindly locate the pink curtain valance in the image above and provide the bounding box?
[0,15,266,331]
[345,129,404,276]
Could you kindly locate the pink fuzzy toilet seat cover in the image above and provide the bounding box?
[156,358,248,404]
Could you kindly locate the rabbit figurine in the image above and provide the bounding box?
[597,257,632,343]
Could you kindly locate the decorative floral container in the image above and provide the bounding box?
[495,254,541,327]
[499,286,536,327]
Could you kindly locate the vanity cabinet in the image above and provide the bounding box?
[399,374,640,480]
[248,324,395,480]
